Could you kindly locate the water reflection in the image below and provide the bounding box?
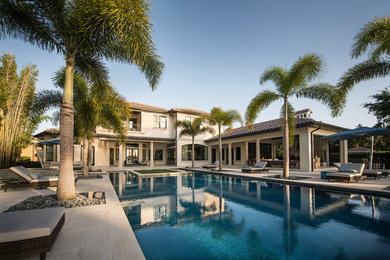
[110,172,390,259]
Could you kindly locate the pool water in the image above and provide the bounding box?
[111,172,390,259]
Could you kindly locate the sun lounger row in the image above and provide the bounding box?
[1,166,78,192]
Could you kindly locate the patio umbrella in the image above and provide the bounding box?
[320,127,390,169]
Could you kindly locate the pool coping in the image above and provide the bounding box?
[182,168,390,198]
[128,169,189,178]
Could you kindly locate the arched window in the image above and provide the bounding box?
[182,144,208,161]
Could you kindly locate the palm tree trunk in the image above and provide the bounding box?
[192,136,195,168]
[283,98,289,178]
[88,141,92,172]
[218,124,222,171]
[57,52,76,201]
[82,139,88,177]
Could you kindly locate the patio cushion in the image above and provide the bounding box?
[0,207,65,243]
[338,163,365,175]
[326,172,361,178]
[28,172,42,180]
[10,166,33,182]
[339,169,357,173]
[30,176,59,183]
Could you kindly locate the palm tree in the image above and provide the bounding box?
[246,53,339,177]
[176,118,215,168]
[338,16,390,102]
[35,68,130,177]
[0,1,164,200]
[205,108,243,171]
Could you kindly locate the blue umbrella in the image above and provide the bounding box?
[321,127,390,169]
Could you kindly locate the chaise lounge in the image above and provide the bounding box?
[1,166,78,192]
[242,161,269,173]
[326,163,366,183]
[0,207,65,260]
[202,161,219,170]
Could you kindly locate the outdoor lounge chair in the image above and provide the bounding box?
[242,161,269,173]
[137,160,147,165]
[1,166,78,192]
[333,162,341,169]
[326,163,366,183]
[0,207,65,260]
[202,161,219,170]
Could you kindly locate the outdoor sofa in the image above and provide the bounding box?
[326,163,366,183]
[202,161,219,170]
[242,161,269,173]
[1,166,78,192]
[0,207,65,260]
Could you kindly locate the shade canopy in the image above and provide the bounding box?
[38,139,60,145]
[320,127,390,141]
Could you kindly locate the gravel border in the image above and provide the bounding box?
[5,192,106,212]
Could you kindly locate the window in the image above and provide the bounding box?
[154,205,167,220]
[116,148,119,160]
[128,118,138,130]
[153,115,167,128]
[46,145,54,161]
[236,147,241,161]
[154,149,163,160]
[182,144,208,161]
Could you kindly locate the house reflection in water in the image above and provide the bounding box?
[111,172,390,236]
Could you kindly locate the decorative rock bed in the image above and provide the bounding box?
[5,192,106,212]
[77,174,103,179]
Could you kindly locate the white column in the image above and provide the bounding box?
[208,145,212,163]
[138,177,143,190]
[163,145,167,165]
[299,129,312,172]
[150,142,154,167]
[139,143,143,161]
[228,143,232,165]
[118,143,123,167]
[245,141,249,165]
[340,140,348,163]
[256,139,261,162]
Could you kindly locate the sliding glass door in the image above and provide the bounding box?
[126,148,139,164]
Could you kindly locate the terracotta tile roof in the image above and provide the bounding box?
[127,102,168,113]
[35,128,174,142]
[205,118,348,142]
[169,108,209,116]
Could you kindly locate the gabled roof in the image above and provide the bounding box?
[205,118,348,142]
[127,102,168,113]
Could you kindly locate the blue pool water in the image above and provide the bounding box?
[111,172,390,259]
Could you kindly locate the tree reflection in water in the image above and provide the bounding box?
[246,229,280,260]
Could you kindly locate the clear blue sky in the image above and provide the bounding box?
[0,0,389,133]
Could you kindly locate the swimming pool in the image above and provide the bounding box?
[110,172,390,259]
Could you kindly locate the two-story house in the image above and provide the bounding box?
[35,102,217,168]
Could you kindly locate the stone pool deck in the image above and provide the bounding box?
[0,176,145,260]
[182,167,390,198]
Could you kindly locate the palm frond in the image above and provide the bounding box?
[351,16,390,59]
[245,90,280,127]
[0,0,66,54]
[337,59,390,96]
[295,83,344,117]
[286,53,323,93]
[259,66,287,92]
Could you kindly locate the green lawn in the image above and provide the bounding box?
[136,169,177,174]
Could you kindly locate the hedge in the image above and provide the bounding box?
[348,151,390,168]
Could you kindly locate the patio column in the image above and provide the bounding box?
[139,143,143,161]
[245,141,249,165]
[299,129,311,172]
[208,145,212,163]
[118,143,123,167]
[150,142,154,167]
[340,140,348,163]
[228,143,232,165]
[256,139,261,162]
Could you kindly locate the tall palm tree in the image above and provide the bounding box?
[35,68,130,177]
[246,53,339,177]
[205,108,243,171]
[338,16,390,102]
[176,118,215,168]
[0,1,164,200]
